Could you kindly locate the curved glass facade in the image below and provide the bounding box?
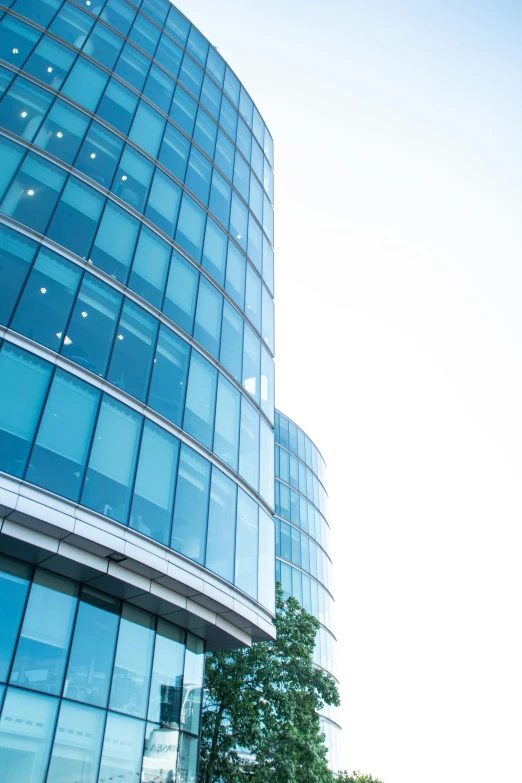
[274,410,340,770]
[0,0,275,615]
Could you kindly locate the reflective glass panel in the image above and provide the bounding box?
[112,145,153,213]
[108,299,158,401]
[24,36,76,90]
[98,712,145,783]
[181,634,204,734]
[0,75,53,141]
[114,41,149,91]
[145,168,182,237]
[163,250,198,334]
[62,56,108,112]
[0,224,37,326]
[239,396,259,491]
[110,603,155,719]
[0,688,58,783]
[50,2,94,46]
[148,324,190,427]
[12,0,61,27]
[46,700,105,783]
[0,15,41,67]
[1,152,66,234]
[195,106,218,157]
[235,490,258,599]
[83,20,124,69]
[202,217,227,287]
[159,122,190,180]
[129,11,159,55]
[208,169,231,228]
[129,100,165,158]
[220,301,243,382]
[183,351,217,449]
[47,177,105,259]
[90,200,140,283]
[155,33,182,78]
[96,77,138,135]
[143,64,175,113]
[200,75,221,119]
[170,85,196,135]
[225,242,245,310]
[171,444,211,564]
[74,120,124,188]
[34,99,90,164]
[193,277,222,358]
[245,265,261,332]
[214,129,234,179]
[128,226,171,309]
[259,419,275,508]
[178,733,198,783]
[258,509,275,611]
[242,325,260,404]
[213,375,240,471]
[205,467,236,583]
[175,193,206,262]
[101,0,136,35]
[148,619,185,726]
[0,555,31,683]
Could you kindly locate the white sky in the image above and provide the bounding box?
[176,2,522,780]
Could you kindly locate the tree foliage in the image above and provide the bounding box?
[199,589,340,783]
[337,773,384,783]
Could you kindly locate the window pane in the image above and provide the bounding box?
[0,15,41,67]
[219,96,237,140]
[261,346,274,423]
[1,152,66,234]
[148,324,190,427]
[175,193,206,262]
[0,344,52,477]
[129,11,159,55]
[62,273,122,376]
[202,218,227,287]
[145,168,182,237]
[207,47,225,86]
[261,285,274,353]
[28,371,100,502]
[239,396,260,491]
[170,85,196,135]
[247,213,262,272]
[0,555,31,683]
[163,250,198,334]
[208,169,231,229]
[178,732,198,783]
[214,375,240,471]
[96,77,138,135]
[143,63,174,113]
[47,177,105,259]
[10,569,79,695]
[165,6,189,46]
[183,351,217,449]
[90,200,140,283]
[259,419,274,508]
[220,301,243,382]
[214,129,234,179]
[242,325,260,404]
[24,35,75,90]
[114,41,149,91]
[159,122,190,180]
[83,20,124,69]
[181,634,204,735]
[224,67,240,107]
[148,619,185,725]
[235,490,258,599]
[0,75,53,141]
[129,421,179,546]
[98,712,145,783]
[193,277,222,358]
[194,107,217,157]
[187,27,208,67]
[0,223,37,326]
[186,146,212,204]
[12,0,61,27]
[46,700,105,783]
[101,0,136,36]
[49,2,94,47]
[206,468,236,583]
[81,395,142,524]
[62,57,107,112]
[233,151,249,201]
[142,721,179,783]
[110,603,155,719]
[262,234,274,294]
[236,118,252,162]
[251,139,263,182]
[179,54,203,99]
[112,145,153,213]
[230,194,248,252]
[201,75,221,120]
[0,688,58,783]
[155,33,182,78]
[107,299,158,401]
[34,98,90,165]
[74,120,123,188]
[225,242,245,309]
[171,444,211,564]
[129,100,165,158]
[128,225,171,309]
[245,264,261,332]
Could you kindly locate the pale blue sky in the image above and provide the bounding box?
[176,2,522,781]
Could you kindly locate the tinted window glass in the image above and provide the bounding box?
[62,57,108,111]
[193,277,222,358]
[214,375,240,471]
[147,619,185,725]
[109,604,155,719]
[0,76,53,141]
[1,152,66,234]
[46,700,105,783]
[0,556,31,683]
[108,299,158,402]
[24,35,76,89]
[235,490,258,599]
[183,350,217,449]
[74,120,124,188]
[0,688,58,783]
[148,324,190,427]
[220,300,243,381]
[205,468,236,583]
[0,224,37,326]
[47,177,105,259]
[128,225,171,309]
[163,251,198,334]
[171,444,211,564]
[34,99,90,164]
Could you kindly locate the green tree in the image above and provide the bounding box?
[337,773,384,783]
[199,589,340,783]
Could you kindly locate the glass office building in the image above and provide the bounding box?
[0,0,275,780]
[274,410,341,770]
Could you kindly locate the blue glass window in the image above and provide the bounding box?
[148,325,190,427]
[220,300,243,382]
[171,444,211,564]
[129,225,171,308]
[155,33,182,78]
[1,152,66,234]
[110,603,155,719]
[239,396,260,491]
[194,277,223,358]
[209,169,231,228]
[75,120,124,188]
[251,139,264,182]
[98,712,145,783]
[10,569,79,695]
[148,618,185,725]
[50,2,94,47]
[159,122,190,180]
[0,76,53,141]
[202,217,227,286]
[115,41,150,91]
[0,688,58,783]
[10,248,82,351]
[183,350,217,449]
[62,57,108,112]
[239,87,254,128]
[236,118,252,162]
[249,172,263,222]
[214,129,234,179]
[263,194,274,244]
[264,156,274,202]
[141,0,168,26]
[96,77,138,135]
[0,64,13,98]
[163,250,198,333]
[130,420,179,545]
[187,27,208,67]
[62,273,121,376]
[129,100,165,157]
[214,375,240,471]
[261,346,275,423]
[247,214,263,272]
[194,107,217,158]
[90,200,140,282]
[200,75,221,119]
[145,168,182,236]
[0,135,25,201]
[263,233,274,293]
[230,194,248,252]
[129,11,160,55]
[0,224,37,326]
[47,177,105,259]
[179,54,203,99]
[12,0,61,27]
[186,146,212,204]
[165,5,189,46]
[0,345,52,477]
[224,67,240,108]
[144,63,174,113]
[101,0,136,36]
[245,264,261,332]
[253,106,264,145]
[175,193,206,262]
[264,129,274,168]
[24,35,76,90]
[207,46,225,86]
[233,151,250,201]
[261,286,275,353]
[107,299,158,401]
[46,700,105,783]
[0,15,41,67]
[242,325,260,404]
[219,96,237,140]
[259,420,274,508]
[28,371,100,501]
[258,509,275,610]
[235,490,258,599]
[34,99,89,164]
[225,242,246,309]
[182,634,205,735]
[113,145,154,212]
[206,468,236,582]
[81,395,142,524]
[64,588,120,707]
[170,85,196,135]
[0,556,31,683]
[83,20,124,69]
